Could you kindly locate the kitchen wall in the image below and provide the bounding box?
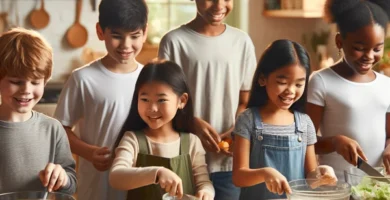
[2,0,338,82]
[1,0,106,82]
[248,0,337,70]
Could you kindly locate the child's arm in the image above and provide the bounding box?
[232,135,291,195]
[109,131,183,197]
[193,117,221,153]
[306,103,367,165]
[191,135,215,199]
[383,113,390,174]
[63,126,112,171]
[40,126,77,194]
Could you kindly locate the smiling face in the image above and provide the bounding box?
[137,81,187,131]
[194,0,233,26]
[0,76,44,120]
[97,25,147,65]
[337,23,385,75]
[260,64,307,111]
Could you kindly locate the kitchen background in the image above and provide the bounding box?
[0,0,389,113]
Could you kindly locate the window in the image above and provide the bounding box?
[146,0,197,44]
[146,0,245,44]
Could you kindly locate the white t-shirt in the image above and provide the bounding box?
[158,24,257,173]
[308,68,390,179]
[54,59,142,200]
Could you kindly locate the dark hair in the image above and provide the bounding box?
[114,60,195,149]
[98,0,148,32]
[247,39,311,113]
[324,0,390,37]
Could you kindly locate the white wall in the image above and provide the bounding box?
[2,0,106,82]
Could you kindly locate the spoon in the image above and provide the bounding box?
[42,188,48,200]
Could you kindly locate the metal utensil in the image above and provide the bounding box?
[357,157,390,183]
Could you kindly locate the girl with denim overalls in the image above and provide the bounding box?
[109,60,215,200]
[232,40,337,200]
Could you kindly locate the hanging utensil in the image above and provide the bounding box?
[66,0,88,48]
[29,0,50,29]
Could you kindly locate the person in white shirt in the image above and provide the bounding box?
[307,0,390,179]
[53,0,148,199]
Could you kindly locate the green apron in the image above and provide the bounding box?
[126,131,196,200]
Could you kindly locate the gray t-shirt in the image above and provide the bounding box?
[158,24,257,173]
[234,109,317,145]
[0,111,76,194]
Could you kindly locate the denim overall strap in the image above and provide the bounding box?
[239,109,306,200]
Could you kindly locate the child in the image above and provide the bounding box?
[0,28,76,194]
[53,0,148,199]
[158,1,257,199]
[232,40,337,200]
[307,0,390,179]
[109,60,215,200]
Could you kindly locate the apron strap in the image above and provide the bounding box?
[179,132,190,155]
[134,131,150,154]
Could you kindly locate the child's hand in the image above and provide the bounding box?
[307,165,338,189]
[92,146,113,171]
[383,146,390,174]
[157,167,183,198]
[219,127,234,157]
[194,117,221,153]
[39,163,69,192]
[263,168,291,195]
[332,135,368,166]
[196,190,213,200]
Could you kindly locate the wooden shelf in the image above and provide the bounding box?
[263,10,323,18]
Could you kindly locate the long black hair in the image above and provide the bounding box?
[247,39,311,113]
[324,0,390,37]
[114,60,195,149]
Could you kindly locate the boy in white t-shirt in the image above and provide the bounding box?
[54,0,148,199]
[158,0,257,199]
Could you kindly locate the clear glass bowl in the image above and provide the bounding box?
[287,179,351,200]
[344,167,390,200]
[162,193,198,200]
[0,191,75,200]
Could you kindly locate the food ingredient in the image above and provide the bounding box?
[351,177,390,200]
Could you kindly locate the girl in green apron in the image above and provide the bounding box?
[110,60,215,200]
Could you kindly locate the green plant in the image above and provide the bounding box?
[302,30,330,53]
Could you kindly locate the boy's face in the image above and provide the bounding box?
[97,25,147,65]
[0,76,44,116]
[195,0,233,26]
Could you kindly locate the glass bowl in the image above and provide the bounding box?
[287,179,351,200]
[344,167,390,200]
[162,193,198,200]
[0,191,75,200]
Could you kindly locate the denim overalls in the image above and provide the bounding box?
[239,108,306,200]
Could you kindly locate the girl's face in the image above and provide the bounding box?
[260,64,306,110]
[195,0,233,26]
[337,23,385,75]
[138,81,187,131]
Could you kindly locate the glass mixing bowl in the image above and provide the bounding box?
[287,179,351,200]
[344,167,390,200]
[0,191,75,200]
